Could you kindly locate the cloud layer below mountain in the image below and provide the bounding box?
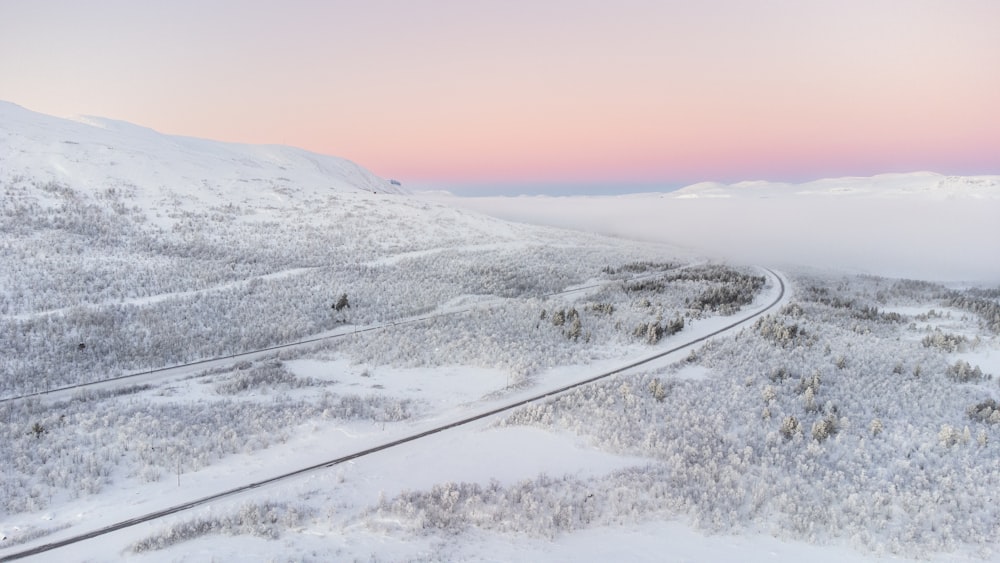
[421,174,1000,282]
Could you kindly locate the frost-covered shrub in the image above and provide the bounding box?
[947,291,1000,333]
[967,399,1000,424]
[690,284,758,314]
[811,414,838,442]
[761,385,776,403]
[0,522,71,548]
[921,331,967,353]
[648,379,667,402]
[566,316,583,341]
[370,476,600,539]
[869,418,884,436]
[946,360,987,383]
[586,302,615,315]
[130,501,310,552]
[213,361,320,395]
[802,387,818,413]
[937,424,970,447]
[769,367,794,382]
[602,261,678,276]
[0,390,412,514]
[779,415,801,439]
[801,285,855,309]
[623,279,667,293]
[852,305,904,323]
[755,317,807,347]
[551,309,565,326]
[780,302,804,317]
[622,265,765,317]
[547,308,581,341]
[633,316,684,344]
[797,372,822,413]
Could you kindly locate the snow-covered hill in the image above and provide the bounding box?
[670,171,1000,201]
[1,101,617,317]
[0,100,403,219]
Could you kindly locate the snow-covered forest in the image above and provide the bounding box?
[2,102,999,562]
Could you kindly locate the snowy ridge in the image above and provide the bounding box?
[0,101,403,215]
[671,171,1000,200]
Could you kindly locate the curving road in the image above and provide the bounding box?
[0,268,785,561]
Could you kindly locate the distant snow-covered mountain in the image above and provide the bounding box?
[670,171,1000,200]
[0,100,404,215]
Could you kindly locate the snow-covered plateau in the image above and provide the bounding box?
[1,101,999,562]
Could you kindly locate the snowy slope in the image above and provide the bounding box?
[0,100,403,216]
[0,101,608,319]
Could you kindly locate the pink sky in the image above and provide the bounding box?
[2,0,998,189]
